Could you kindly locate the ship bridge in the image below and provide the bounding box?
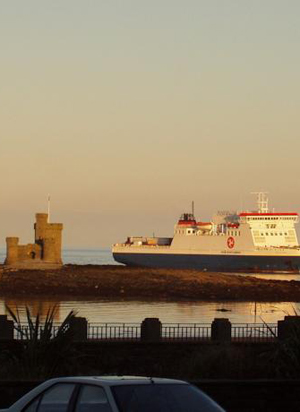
[175,213,215,236]
[239,212,299,248]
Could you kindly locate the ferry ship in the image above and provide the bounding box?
[112,193,300,273]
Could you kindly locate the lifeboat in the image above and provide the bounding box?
[197,222,213,232]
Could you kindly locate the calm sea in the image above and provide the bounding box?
[0,247,116,266]
[0,248,299,324]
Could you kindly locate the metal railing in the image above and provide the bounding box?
[13,321,279,342]
[162,323,211,341]
[14,324,62,340]
[232,323,277,342]
[88,323,141,340]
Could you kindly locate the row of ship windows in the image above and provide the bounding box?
[227,231,240,236]
[177,229,292,237]
[177,230,196,234]
[176,230,243,236]
[246,217,295,221]
[260,232,288,236]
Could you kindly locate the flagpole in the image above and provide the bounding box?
[47,195,51,223]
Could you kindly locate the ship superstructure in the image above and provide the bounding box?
[112,193,300,272]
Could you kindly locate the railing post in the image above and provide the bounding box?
[211,318,231,343]
[69,317,88,341]
[141,318,162,342]
[278,316,300,341]
[0,315,14,340]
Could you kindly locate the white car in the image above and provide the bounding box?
[0,376,225,412]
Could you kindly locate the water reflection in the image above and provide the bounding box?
[4,299,61,321]
[1,297,299,325]
[222,272,300,281]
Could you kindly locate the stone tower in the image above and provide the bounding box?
[5,213,63,268]
[34,213,63,264]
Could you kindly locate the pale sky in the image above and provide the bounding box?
[1,0,300,248]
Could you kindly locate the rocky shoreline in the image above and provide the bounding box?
[0,264,300,301]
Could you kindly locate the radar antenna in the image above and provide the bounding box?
[251,191,269,213]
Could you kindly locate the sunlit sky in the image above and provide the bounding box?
[1,1,300,248]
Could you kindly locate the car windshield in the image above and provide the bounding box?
[112,383,224,412]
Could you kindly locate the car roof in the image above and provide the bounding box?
[8,376,188,410]
[47,376,188,386]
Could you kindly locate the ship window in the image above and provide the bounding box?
[266,233,269,235]
[271,233,273,236]
[285,232,288,235]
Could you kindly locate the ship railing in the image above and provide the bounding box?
[161,323,211,341]
[231,323,277,342]
[88,323,141,340]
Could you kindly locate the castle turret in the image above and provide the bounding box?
[35,213,48,244]
[47,223,63,264]
[35,213,63,264]
[43,238,56,262]
[5,237,19,265]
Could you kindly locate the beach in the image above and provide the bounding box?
[1,264,300,301]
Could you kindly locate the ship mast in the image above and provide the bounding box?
[251,191,269,213]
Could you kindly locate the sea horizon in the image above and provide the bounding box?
[0,247,116,266]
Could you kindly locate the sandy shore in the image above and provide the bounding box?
[0,264,300,301]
